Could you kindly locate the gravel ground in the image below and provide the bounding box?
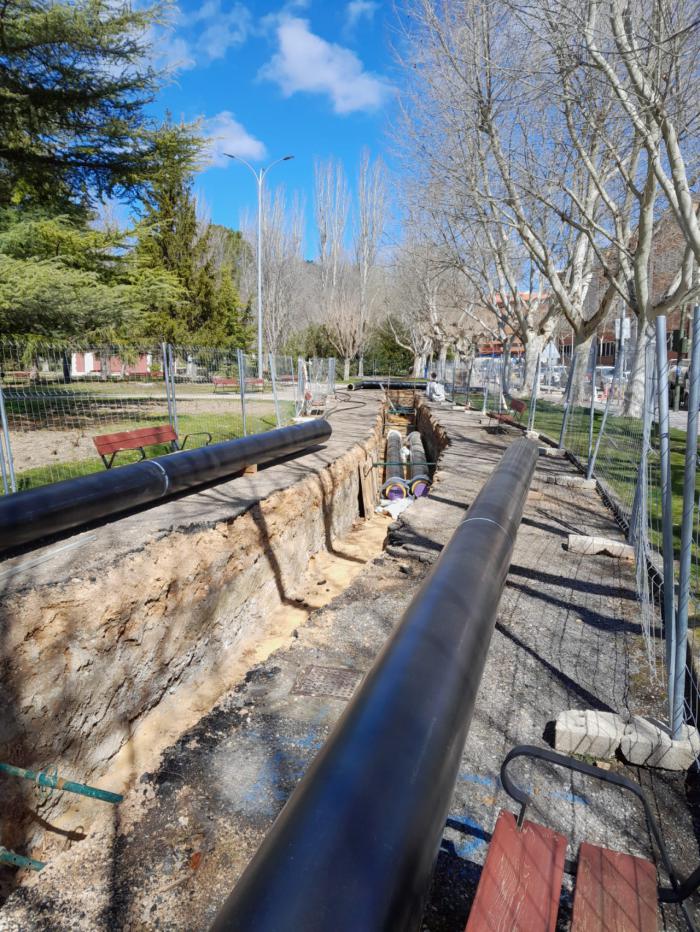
[2,403,699,931]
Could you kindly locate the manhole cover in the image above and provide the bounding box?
[291,665,361,700]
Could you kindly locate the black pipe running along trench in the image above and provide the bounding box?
[347,380,426,391]
[0,419,332,553]
[210,437,539,932]
[407,430,431,497]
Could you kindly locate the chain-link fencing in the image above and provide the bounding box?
[0,341,323,495]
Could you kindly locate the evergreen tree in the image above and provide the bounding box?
[0,0,197,208]
[134,131,251,347]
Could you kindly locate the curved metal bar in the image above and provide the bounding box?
[210,438,539,932]
[499,744,696,905]
[0,420,332,553]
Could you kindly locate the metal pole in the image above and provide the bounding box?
[655,314,677,723]
[209,439,539,932]
[0,761,123,804]
[466,357,473,407]
[256,171,264,381]
[269,354,281,428]
[629,336,654,543]
[0,847,45,872]
[587,360,618,480]
[168,344,179,443]
[558,349,579,448]
[587,339,599,466]
[673,305,700,737]
[162,342,174,430]
[527,350,542,433]
[237,349,248,437]
[0,387,16,493]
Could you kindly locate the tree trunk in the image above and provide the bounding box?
[623,317,649,417]
[412,354,422,378]
[358,355,364,378]
[343,357,351,381]
[522,332,546,394]
[568,333,594,407]
[502,339,512,395]
[437,345,448,381]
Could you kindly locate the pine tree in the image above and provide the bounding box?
[0,0,197,208]
[134,132,251,347]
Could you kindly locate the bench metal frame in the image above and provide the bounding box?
[501,744,700,921]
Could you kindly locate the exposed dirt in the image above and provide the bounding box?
[34,511,391,857]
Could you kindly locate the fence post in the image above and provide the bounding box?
[558,350,579,448]
[465,357,473,408]
[587,339,625,480]
[586,339,598,466]
[327,358,336,398]
[237,348,248,437]
[655,314,677,724]
[527,351,542,433]
[162,341,174,430]
[673,304,700,737]
[269,354,282,428]
[0,386,16,494]
[629,337,655,544]
[168,344,179,442]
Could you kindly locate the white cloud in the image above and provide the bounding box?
[259,16,392,115]
[191,0,251,61]
[345,0,379,30]
[203,111,267,167]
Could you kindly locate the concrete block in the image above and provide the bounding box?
[539,446,567,458]
[567,535,634,561]
[546,475,596,489]
[620,716,700,770]
[554,709,625,758]
[526,430,540,441]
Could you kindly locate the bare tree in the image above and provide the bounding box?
[314,157,359,378]
[240,187,306,356]
[354,149,388,377]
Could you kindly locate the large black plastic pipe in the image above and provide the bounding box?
[382,429,407,500]
[407,430,431,497]
[210,437,539,932]
[347,380,426,391]
[0,420,332,553]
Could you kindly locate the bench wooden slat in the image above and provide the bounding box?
[93,425,177,456]
[465,810,566,932]
[571,842,657,932]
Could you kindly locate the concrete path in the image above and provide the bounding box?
[2,404,699,931]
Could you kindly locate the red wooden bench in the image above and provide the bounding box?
[486,397,527,430]
[465,745,696,931]
[213,376,239,392]
[93,424,212,468]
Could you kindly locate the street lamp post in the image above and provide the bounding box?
[225,153,294,380]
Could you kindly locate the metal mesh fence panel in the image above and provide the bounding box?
[269,354,297,423]
[0,341,299,495]
[168,345,250,444]
[0,340,171,491]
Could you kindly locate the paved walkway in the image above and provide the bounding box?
[2,404,699,930]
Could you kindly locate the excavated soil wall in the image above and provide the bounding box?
[0,413,383,867]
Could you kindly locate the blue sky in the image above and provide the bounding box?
[151,1,398,257]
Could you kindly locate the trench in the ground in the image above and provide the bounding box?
[0,395,446,897]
